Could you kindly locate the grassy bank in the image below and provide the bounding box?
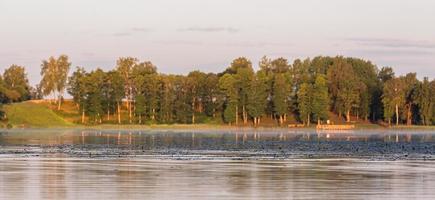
[2,101,73,128]
[1,101,435,130]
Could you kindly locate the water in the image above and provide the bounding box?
[1,129,435,199]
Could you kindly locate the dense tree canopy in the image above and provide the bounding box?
[2,55,434,126]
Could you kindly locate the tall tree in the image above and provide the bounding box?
[402,73,418,125]
[272,73,288,125]
[327,57,364,122]
[225,57,254,125]
[116,57,138,123]
[40,55,71,110]
[247,71,268,126]
[68,67,87,123]
[187,71,207,124]
[103,70,125,123]
[312,74,329,124]
[414,77,433,125]
[382,77,405,125]
[3,65,30,101]
[219,74,238,125]
[297,82,312,126]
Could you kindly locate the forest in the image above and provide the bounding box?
[0,55,434,126]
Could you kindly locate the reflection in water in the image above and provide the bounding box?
[0,158,435,200]
[1,129,435,147]
[0,129,435,199]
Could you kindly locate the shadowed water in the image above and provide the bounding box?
[1,129,435,199]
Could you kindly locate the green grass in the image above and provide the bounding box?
[3,102,73,128]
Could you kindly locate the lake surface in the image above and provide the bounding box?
[1,129,435,199]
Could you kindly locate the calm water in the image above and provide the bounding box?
[1,129,435,200]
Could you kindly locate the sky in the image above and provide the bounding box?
[1,0,435,86]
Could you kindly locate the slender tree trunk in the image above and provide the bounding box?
[356,110,359,121]
[284,114,287,122]
[258,117,260,126]
[139,115,142,124]
[81,109,85,124]
[57,95,62,110]
[406,104,412,126]
[152,108,155,120]
[235,106,239,125]
[346,110,351,122]
[318,117,321,125]
[395,104,399,126]
[192,99,195,124]
[107,109,110,121]
[129,100,132,123]
[307,115,310,127]
[117,102,121,124]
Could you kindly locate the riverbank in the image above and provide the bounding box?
[2,101,435,130]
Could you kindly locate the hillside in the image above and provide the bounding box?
[2,101,73,128]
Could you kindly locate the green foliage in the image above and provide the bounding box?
[414,77,433,125]
[382,77,405,125]
[312,75,329,121]
[2,65,31,101]
[247,72,268,119]
[327,57,365,121]
[272,73,288,116]
[297,83,312,124]
[4,54,433,128]
[219,74,238,124]
[40,55,71,100]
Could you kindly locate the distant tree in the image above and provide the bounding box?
[40,55,71,110]
[327,57,364,122]
[68,67,87,123]
[431,80,435,125]
[3,65,30,101]
[414,77,433,125]
[272,73,288,125]
[202,73,220,118]
[378,67,395,83]
[312,74,329,124]
[103,70,125,123]
[135,94,146,123]
[401,73,419,125]
[84,69,105,123]
[187,71,207,124]
[116,57,138,123]
[297,83,312,126]
[247,72,268,126]
[271,57,290,73]
[382,77,405,125]
[219,74,238,125]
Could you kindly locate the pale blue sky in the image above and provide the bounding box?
[1,0,434,85]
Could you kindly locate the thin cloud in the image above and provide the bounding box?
[178,26,239,33]
[152,40,204,46]
[227,41,293,48]
[112,32,131,37]
[131,27,152,33]
[112,27,152,37]
[346,49,434,57]
[346,38,435,49]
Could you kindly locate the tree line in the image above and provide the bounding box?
[1,55,434,126]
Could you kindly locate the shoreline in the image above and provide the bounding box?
[2,123,435,131]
